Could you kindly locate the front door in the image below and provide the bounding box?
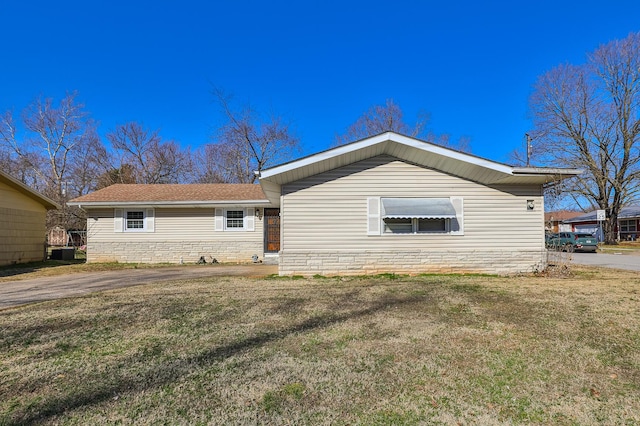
[264,208,280,253]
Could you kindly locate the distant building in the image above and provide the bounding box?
[0,170,59,265]
[544,211,583,233]
[562,206,640,242]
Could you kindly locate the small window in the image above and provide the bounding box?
[126,211,145,230]
[226,210,244,229]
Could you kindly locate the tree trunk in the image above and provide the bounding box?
[604,214,618,244]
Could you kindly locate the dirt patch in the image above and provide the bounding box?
[0,264,278,310]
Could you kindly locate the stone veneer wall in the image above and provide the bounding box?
[278,249,548,276]
[87,240,263,264]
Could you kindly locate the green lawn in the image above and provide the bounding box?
[1,268,639,425]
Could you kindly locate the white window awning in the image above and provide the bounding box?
[381,198,456,219]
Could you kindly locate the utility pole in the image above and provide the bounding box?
[525,133,532,166]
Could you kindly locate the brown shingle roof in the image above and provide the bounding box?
[69,184,267,204]
[544,210,583,222]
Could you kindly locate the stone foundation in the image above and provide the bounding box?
[279,249,548,276]
[87,240,263,264]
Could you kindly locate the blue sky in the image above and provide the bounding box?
[2,1,640,163]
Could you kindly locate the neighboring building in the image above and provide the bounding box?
[544,211,583,233]
[0,170,59,266]
[69,132,581,275]
[48,226,86,247]
[68,184,272,263]
[563,206,640,241]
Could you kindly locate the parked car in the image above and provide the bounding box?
[547,232,598,252]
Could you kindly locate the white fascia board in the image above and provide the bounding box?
[512,167,583,176]
[389,133,515,175]
[259,132,516,180]
[67,200,272,209]
[259,133,392,179]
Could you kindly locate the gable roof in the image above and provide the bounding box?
[258,132,583,204]
[563,206,640,223]
[67,184,269,208]
[0,170,59,210]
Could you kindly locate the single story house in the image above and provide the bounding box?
[67,184,272,264]
[0,170,59,265]
[69,132,581,275]
[562,206,640,241]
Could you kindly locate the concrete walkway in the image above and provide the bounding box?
[0,264,278,310]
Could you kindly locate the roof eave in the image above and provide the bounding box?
[67,200,272,209]
[490,168,584,185]
[259,132,517,185]
[512,167,584,176]
[0,171,60,210]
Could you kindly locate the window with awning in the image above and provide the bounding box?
[367,197,464,235]
[381,198,457,219]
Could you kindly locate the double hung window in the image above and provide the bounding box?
[126,211,145,230]
[214,208,255,232]
[114,208,154,233]
[225,210,245,229]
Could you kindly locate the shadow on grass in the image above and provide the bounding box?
[0,260,85,278]
[5,292,428,425]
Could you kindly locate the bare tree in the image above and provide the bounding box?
[0,147,41,188]
[107,122,192,184]
[0,92,105,229]
[192,144,232,183]
[95,164,138,189]
[334,99,426,145]
[527,32,640,244]
[195,89,301,183]
[334,99,471,151]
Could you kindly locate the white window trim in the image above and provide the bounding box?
[368,197,464,236]
[224,209,246,231]
[215,208,255,232]
[116,208,155,233]
[125,209,146,232]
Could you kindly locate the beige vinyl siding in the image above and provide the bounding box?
[87,207,263,242]
[84,207,265,263]
[0,181,48,212]
[281,155,544,252]
[0,182,48,265]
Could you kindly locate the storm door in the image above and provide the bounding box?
[264,208,280,253]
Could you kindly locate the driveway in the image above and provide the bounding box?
[569,252,640,271]
[0,264,278,310]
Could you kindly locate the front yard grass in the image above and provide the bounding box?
[1,268,639,424]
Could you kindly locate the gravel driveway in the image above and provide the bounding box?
[0,264,277,310]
